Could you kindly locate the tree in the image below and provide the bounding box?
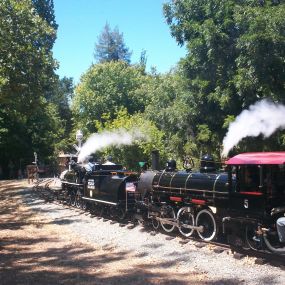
[163,0,285,155]
[50,77,74,152]
[94,109,166,170]
[32,0,58,50]
[0,0,60,177]
[94,23,132,63]
[72,61,150,134]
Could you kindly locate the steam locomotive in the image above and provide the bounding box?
[60,151,285,255]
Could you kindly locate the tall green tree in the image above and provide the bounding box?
[94,23,132,63]
[50,77,74,152]
[72,61,150,134]
[94,108,166,170]
[32,0,57,49]
[0,0,60,177]
[163,0,285,155]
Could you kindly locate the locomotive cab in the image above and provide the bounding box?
[226,152,285,253]
[226,154,285,217]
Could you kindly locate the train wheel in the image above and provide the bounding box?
[151,218,160,230]
[160,205,176,233]
[75,191,81,208]
[177,207,195,237]
[196,209,217,241]
[66,193,72,206]
[81,200,87,211]
[70,191,76,207]
[109,206,116,218]
[245,225,262,251]
[116,208,126,221]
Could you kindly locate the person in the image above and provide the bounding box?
[103,155,115,165]
[277,216,285,243]
[84,156,97,172]
[244,166,259,190]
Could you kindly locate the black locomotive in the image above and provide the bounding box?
[60,152,285,255]
[61,161,138,219]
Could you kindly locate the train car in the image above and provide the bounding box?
[136,152,285,254]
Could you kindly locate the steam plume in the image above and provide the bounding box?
[78,128,146,163]
[222,99,285,157]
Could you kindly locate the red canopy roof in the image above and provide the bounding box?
[226,152,285,165]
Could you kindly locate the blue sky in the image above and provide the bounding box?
[53,0,186,83]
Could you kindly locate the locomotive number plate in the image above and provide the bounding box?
[88,179,95,189]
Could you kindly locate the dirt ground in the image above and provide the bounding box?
[0,180,208,285]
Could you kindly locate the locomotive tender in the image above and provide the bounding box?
[60,152,285,255]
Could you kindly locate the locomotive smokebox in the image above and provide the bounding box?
[151,150,159,170]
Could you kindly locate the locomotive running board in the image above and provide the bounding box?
[155,217,204,232]
[82,197,117,206]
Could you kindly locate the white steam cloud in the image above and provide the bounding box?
[222,99,285,157]
[78,128,146,163]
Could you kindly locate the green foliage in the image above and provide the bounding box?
[143,70,192,157]
[93,109,166,170]
[164,0,285,156]
[0,0,61,176]
[234,3,285,104]
[51,77,75,153]
[72,61,150,133]
[32,0,57,49]
[94,23,132,64]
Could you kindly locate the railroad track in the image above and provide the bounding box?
[29,181,285,268]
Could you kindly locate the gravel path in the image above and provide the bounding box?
[19,183,285,285]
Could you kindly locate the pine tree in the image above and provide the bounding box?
[94,23,132,63]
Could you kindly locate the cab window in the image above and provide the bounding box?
[233,165,260,193]
[263,165,285,198]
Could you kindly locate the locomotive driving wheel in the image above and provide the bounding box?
[177,207,195,237]
[151,218,160,230]
[160,205,176,233]
[196,209,217,241]
[70,191,76,207]
[116,207,126,221]
[109,206,126,221]
[75,190,82,208]
[244,224,262,251]
[81,199,87,211]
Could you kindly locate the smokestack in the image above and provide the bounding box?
[151,150,159,170]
